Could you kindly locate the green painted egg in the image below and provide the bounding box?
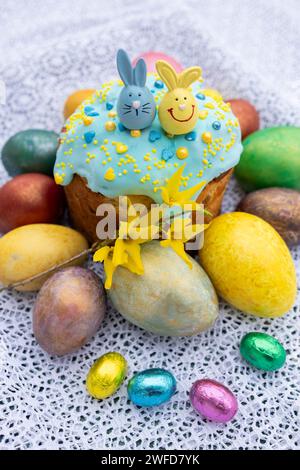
[235,127,300,192]
[240,332,286,371]
[1,129,59,176]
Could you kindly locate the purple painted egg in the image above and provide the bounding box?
[190,379,238,423]
[132,51,183,73]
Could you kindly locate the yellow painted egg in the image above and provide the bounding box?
[63,89,95,120]
[0,224,88,291]
[199,212,297,318]
[86,352,127,399]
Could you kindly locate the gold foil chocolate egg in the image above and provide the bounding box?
[86,352,127,399]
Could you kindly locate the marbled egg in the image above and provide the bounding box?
[127,368,176,407]
[63,89,95,120]
[86,352,127,399]
[227,99,260,139]
[237,187,300,247]
[0,173,65,233]
[235,127,300,192]
[109,241,219,336]
[199,212,297,318]
[1,129,59,176]
[240,332,286,371]
[0,224,88,291]
[190,379,238,423]
[33,267,106,355]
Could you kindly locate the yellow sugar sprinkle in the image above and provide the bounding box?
[202,158,209,165]
[134,169,141,173]
[93,140,98,145]
[106,152,110,156]
[147,165,152,170]
[123,169,128,175]
[152,148,157,153]
[86,159,90,164]
[102,160,107,165]
[104,139,108,144]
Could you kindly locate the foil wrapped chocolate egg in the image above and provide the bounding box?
[190,379,238,423]
[127,368,177,407]
[86,352,127,399]
[240,332,286,371]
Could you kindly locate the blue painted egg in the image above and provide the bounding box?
[127,368,176,407]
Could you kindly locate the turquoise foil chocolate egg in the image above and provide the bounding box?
[240,332,286,371]
[127,368,176,407]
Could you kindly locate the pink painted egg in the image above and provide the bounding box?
[132,51,183,73]
[190,379,238,423]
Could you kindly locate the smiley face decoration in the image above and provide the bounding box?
[116,49,156,130]
[156,60,202,135]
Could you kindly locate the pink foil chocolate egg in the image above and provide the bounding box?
[190,379,238,423]
[132,51,183,73]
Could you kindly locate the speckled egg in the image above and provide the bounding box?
[109,241,219,336]
[240,332,286,371]
[86,352,127,399]
[127,368,177,407]
[33,267,106,355]
[199,212,297,318]
[190,379,238,423]
[0,224,88,291]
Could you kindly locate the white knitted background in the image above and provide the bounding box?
[0,0,299,450]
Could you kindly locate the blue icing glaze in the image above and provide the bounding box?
[106,102,114,110]
[185,131,197,141]
[84,131,96,143]
[55,74,243,204]
[149,130,162,143]
[84,106,99,116]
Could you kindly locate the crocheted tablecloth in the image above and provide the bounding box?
[0,0,299,450]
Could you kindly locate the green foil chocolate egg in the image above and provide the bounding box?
[235,127,300,192]
[240,332,286,371]
[1,129,59,176]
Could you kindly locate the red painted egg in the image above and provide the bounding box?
[133,51,183,73]
[0,173,65,233]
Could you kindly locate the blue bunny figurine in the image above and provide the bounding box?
[116,49,156,130]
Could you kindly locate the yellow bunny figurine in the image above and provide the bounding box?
[156,60,202,135]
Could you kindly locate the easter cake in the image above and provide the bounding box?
[55,50,243,242]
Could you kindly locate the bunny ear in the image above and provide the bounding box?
[134,58,147,86]
[178,66,202,88]
[117,49,133,86]
[155,60,178,91]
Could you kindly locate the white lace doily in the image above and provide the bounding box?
[0,1,299,450]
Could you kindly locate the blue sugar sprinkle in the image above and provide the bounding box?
[162,148,174,161]
[185,131,197,141]
[106,102,114,110]
[196,93,205,100]
[149,130,162,143]
[84,106,99,117]
[154,80,164,89]
[84,131,96,144]
[151,89,156,93]
[212,121,221,130]
[118,122,126,131]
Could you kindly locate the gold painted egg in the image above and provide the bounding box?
[199,212,297,318]
[86,352,127,399]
